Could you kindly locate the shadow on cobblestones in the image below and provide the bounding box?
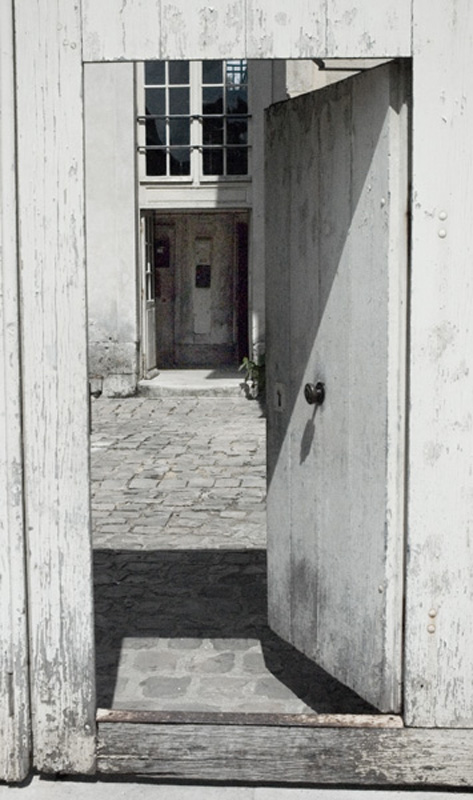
[94,548,375,715]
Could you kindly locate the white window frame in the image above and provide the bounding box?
[137,60,251,186]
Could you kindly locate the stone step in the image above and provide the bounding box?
[138,369,247,397]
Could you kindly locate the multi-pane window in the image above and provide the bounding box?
[144,61,191,177]
[142,60,249,179]
[202,60,248,176]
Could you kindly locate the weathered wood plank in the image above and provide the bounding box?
[81,0,412,62]
[97,709,404,728]
[14,0,96,773]
[160,0,246,60]
[325,0,412,58]
[97,723,473,785]
[84,0,162,62]
[0,0,31,783]
[405,0,473,728]
[246,0,325,59]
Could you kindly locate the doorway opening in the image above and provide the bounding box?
[91,393,380,717]
[141,210,249,375]
[87,55,408,725]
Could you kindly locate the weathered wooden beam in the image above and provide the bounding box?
[81,0,412,62]
[97,723,473,785]
[97,708,404,728]
[14,0,96,773]
[0,0,31,783]
[405,0,473,728]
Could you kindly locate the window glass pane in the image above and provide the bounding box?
[146,149,166,176]
[226,86,248,114]
[203,148,224,175]
[226,60,247,86]
[145,88,165,116]
[203,118,223,145]
[146,119,166,147]
[145,61,165,85]
[170,148,191,176]
[202,87,223,115]
[226,118,247,145]
[170,118,190,146]
[203,60,223,84]
[169,87,189,115]
[227,147,248,175]
[169,60,189,85]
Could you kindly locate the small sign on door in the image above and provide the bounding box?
[195,263,211,288]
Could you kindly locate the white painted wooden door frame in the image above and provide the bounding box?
[13,0,96,777]
[0,0,31,783]
[5,0,473,779]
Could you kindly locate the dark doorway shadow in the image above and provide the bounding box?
[94,548,376,714]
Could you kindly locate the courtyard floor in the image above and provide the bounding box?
[91,391,374,716]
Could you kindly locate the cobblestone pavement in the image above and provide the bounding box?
[91,395,266,551]
[91,395,374,716]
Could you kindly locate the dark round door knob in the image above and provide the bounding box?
[304,381,325,406]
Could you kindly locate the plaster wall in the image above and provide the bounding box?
[85,62,138,396]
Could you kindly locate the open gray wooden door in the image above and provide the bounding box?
[266,62,408,713]
[142,213,158,376]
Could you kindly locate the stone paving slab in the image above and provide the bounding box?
[94,548,374,714]
[91,395,375,716]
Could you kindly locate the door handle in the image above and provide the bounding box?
[304,381,325,406]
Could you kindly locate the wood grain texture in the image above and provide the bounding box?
[265,63,408,713]
[14,0,96,772]
[0,0,31,783]
[96,708,404,727]
[81,0,411,62]
[246,0,324,59]
[325,0,412,58]
[97,722,473,785]
[405,0,473,728]
[161,0,246,60]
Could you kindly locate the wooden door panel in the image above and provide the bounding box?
[143,214,158,374]
[175,213,237,367]
[266,62,408,712]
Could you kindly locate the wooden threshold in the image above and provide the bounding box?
[97,708,403,728]
[96,709,473,786]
